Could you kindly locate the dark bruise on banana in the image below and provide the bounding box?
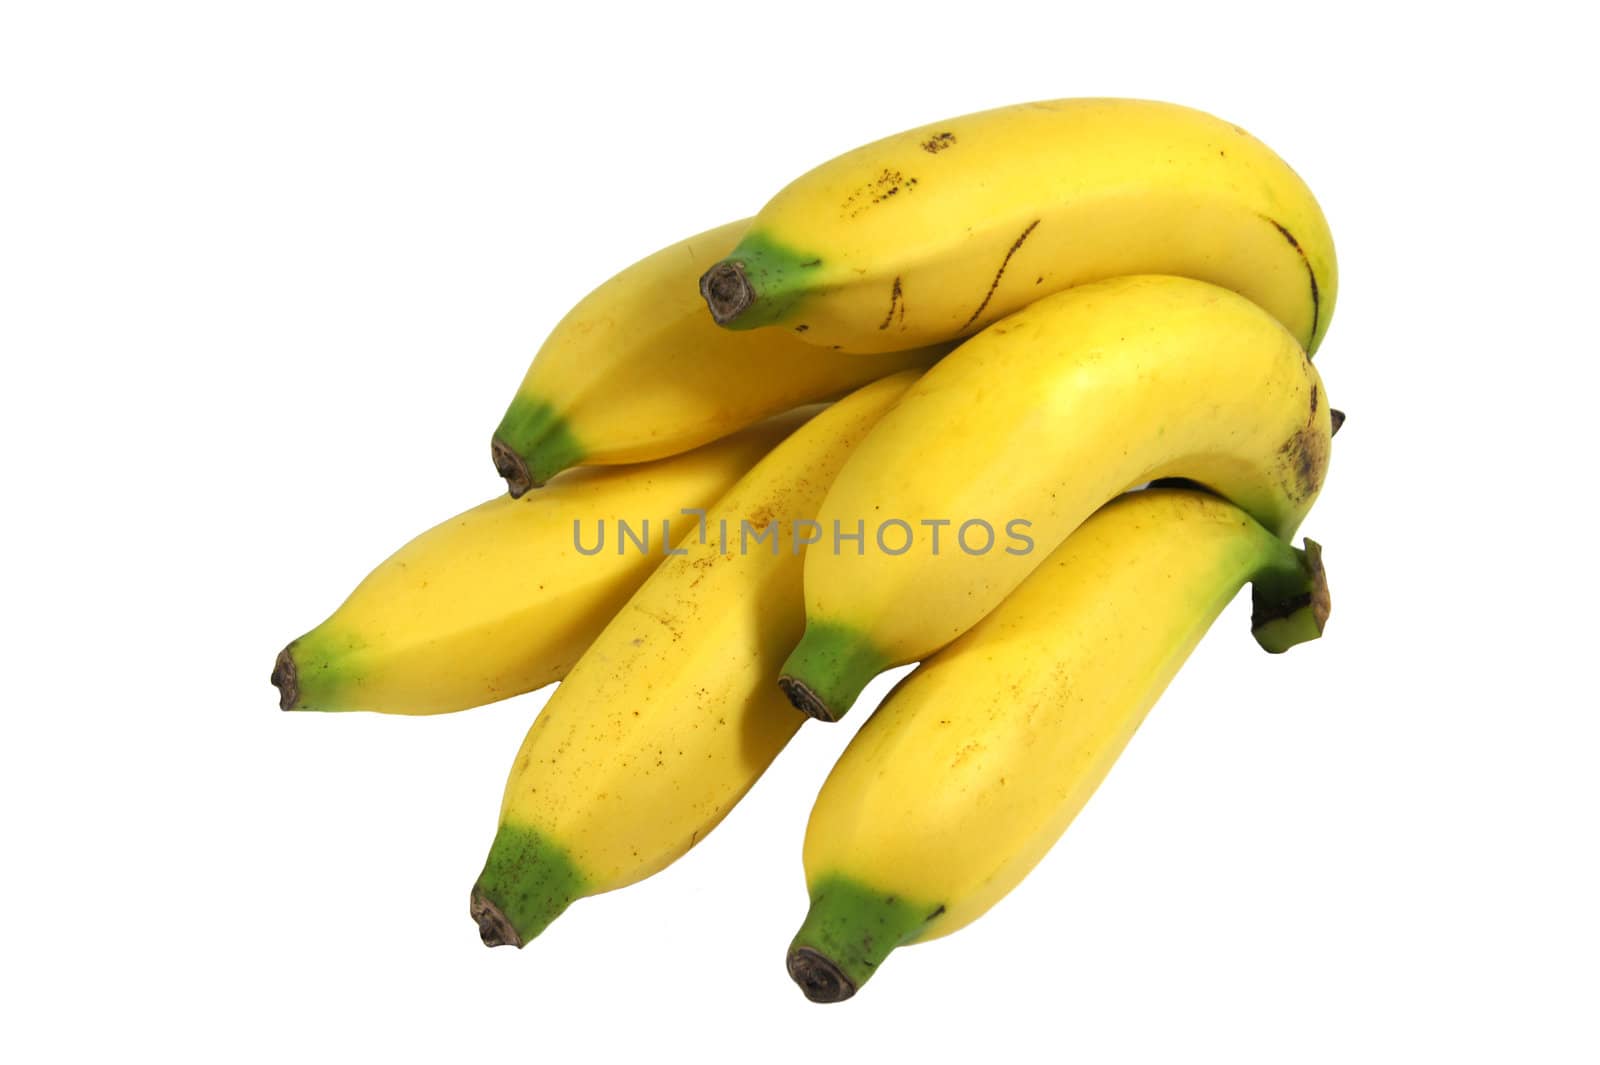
[1278,380,1331,504]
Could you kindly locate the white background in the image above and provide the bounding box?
[3,2,1595,1061]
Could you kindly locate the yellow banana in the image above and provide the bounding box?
[788,487,1329,1002]
[700,97,1335,355]
[779,275,1331,722]
[470,372,919,947]
[271,413,804,715]
[492,219,943,496]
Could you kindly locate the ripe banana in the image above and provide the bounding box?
[271,413,804,715]
[470,371,920,947]
[779,275,1331,722]
[492,219,943,496]
[699,97,1336,355]
[788,487,1329,1002]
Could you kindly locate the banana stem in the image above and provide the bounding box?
[1250,539,1330,653]
[698,262,754,325]
[469,892,522,948]
[270,647,299,711]
[490,437,536,498]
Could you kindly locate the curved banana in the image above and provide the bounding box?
[787,488,1329,1002]
[271,413,804,715]
[492,219,943,496]
[699,97,1336,355]
[779,275,1331,722]
[470,371,919,947]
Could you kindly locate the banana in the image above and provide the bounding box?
[699,97,1336,355]
[469,371,919,947]
[492,219,943,496]
[788,487,1329,1002]
[779,275,1331,722]
[271,413,805,715]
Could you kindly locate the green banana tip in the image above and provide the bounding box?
[471,824,585,947]
[270,646,299,711]
[469,884,525,949]
[787,875,937,1002]
[778,622,890,723]
[492,400,586,492]
[698,260,755,325]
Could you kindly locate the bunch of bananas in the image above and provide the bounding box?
[276,97,1338,1002]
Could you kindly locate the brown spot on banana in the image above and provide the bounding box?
[1277,410,1332,504]
[842,169,918,219]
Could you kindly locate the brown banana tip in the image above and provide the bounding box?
[787,947,856,1003]
[1304,539,1331,631]
[699,261,753,324]
[778,676,837,722]
[270,647,298,711]
[491,437,535,498]
[1330,409,1346,436]
[470,886,523,948]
